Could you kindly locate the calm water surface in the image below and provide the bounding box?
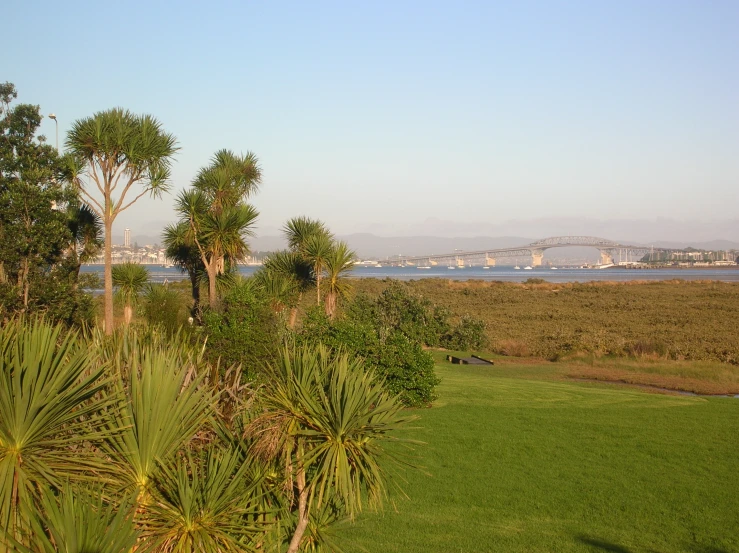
[81,265,739,284]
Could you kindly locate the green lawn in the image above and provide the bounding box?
[338,360,739,553]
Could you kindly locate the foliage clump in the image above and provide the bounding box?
[0,319,411,553]
[200,279,285,379]
[0,82,97,327]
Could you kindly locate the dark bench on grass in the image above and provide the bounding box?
[446,354,494,366]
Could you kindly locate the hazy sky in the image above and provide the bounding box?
[6,0,738,241]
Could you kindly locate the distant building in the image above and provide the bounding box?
[124,228,131,247]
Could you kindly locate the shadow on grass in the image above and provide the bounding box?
[577,536,732,553]
[577,536,633,553]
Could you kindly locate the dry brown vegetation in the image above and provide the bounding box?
[352,278,739,365]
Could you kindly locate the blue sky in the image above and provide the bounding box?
[5,0,738,241]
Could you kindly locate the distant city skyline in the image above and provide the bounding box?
[7,1,737,242]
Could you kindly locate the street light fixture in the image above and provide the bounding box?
[48,113,58,153]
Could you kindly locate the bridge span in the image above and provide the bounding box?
[378,236,676,268]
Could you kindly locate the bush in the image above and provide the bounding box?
[142,284,188,333]
[441,314,488,351]
[201,281,284,379]
[299,303,440,407]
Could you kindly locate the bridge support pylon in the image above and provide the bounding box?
[599,250,614,266]
[485,255,496,267]
[531,249,544,267]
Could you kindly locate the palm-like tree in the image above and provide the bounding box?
[283,217,331,253]
[66,202,103,284]
[112,262,149,326]
[258,250,314,328]
[323,241,357,319]
[281,217,336,306]
[253,268,298,318]
[175,151,261,309]
[163,221,204,315]
[193,150,261,212]
[250,345,413,553]
[66,108,178,334]
[302,233,333,305]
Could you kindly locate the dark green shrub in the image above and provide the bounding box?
[299,304,439,407]
[201,281,284,379]
[373,283,451,348]
[441,314,488,351]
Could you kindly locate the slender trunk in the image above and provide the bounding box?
[207,264,218,310]
[189,270,200,316]
[316,273,321,305]
[72,260,82,291]
[20,258,29,308]
[124,304,133,325]
[287,445,309,553]
[288,307,298,329]
[104,218,114,334]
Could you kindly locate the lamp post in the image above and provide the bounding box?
[48,113,58,153]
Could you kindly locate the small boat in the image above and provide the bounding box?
[550,267,558,270]
[514,265,521,270]
[524,266,533,270]
[483,266,490,269]
[417,266,431,270]
[447,266,455,270]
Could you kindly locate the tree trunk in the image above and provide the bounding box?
[207,264,218,310]
[288,307,298,329]
[316,273,321,305]
[189,271,200,317]
[325,291,336,320]
[287,447,309,553]
[104,218,114,334]
[124,304,133,325]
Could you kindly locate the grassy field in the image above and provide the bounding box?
[337,356,739,553]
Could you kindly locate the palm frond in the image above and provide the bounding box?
[8,483,140,553]
[0,319,114,543]
[102,343,216,499]
[141,447,264,552]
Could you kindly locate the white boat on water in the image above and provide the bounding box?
[514,265,521,270]
[524,266,533,270]
[483,266,490,269]
[447,266,455,270]
[550,267,558,270]
[417,266,431,269]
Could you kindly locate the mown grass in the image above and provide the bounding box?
[338,359,739,553]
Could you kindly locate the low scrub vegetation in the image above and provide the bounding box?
[352,279,739,365]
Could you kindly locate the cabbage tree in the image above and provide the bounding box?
[111,262,149,326]
[66,108,178,334]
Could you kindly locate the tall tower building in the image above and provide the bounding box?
[124,228,131,247]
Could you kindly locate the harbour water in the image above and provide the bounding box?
[81,265,739,284]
